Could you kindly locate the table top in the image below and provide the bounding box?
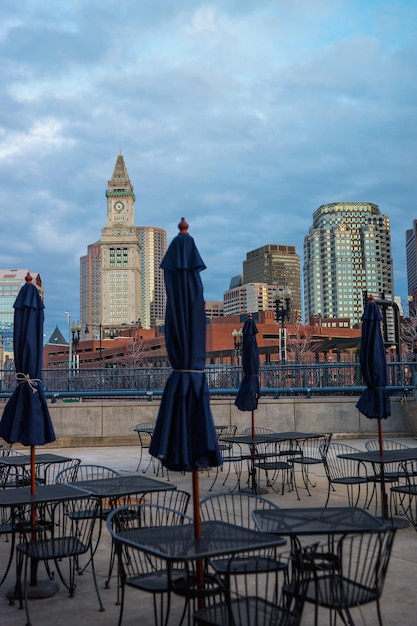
[219,432,319,446]
[252,506,386,536]
[69,474,176,498]
[115,519,286,562]
[337,448,417,464]
[0,453,74,467]
[0,483,90,507]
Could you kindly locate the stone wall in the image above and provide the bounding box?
[24,396,417,448]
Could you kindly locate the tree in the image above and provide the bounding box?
[286,324,317,364]
[116,338,148,368]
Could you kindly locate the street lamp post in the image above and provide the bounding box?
[70,321,81,370]
[274,287,291,363]
[85,323,103,371]
[65,311,72,375]
[232,328,243,365]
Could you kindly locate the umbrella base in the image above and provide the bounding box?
[8,579,59,601]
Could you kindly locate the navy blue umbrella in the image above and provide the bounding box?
[0,273,56,494]
[234,314,264,493]
[235,314,260,414]
[149,219,221,540]
[356,298,391,422]
[356,294,391,517]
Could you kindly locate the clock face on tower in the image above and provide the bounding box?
[114,201,124,212]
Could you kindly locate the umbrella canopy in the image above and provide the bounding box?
[149,219,221,473]
[234,313,260,412]
[356,297,391,421]
[356,295,390,519]
[0,273,56,448]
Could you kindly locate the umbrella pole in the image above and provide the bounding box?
[192,471,205,609]
[377,421,389,520]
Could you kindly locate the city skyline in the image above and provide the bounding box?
[0,1,416,340]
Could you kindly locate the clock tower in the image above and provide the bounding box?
[100,153,141,329]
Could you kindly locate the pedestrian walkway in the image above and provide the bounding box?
[1,438,417,625]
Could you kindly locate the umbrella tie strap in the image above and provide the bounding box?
[16,372,41,393]
[173,369,205,373]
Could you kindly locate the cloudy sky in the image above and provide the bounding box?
[1,0,416,339]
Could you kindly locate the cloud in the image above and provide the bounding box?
[0,0,416,335]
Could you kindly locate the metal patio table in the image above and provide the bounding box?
[252,506,387,538]
[218,431,319,494]
[0,452,76,486]
[68,473,176,500]
[336,448,417,524]
[0,483,95,600]
[111,518,286,624]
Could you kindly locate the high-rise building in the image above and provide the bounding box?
[80,241,101,334]
[304,202,393,327]
[242,244,301,321]
[136,226,167,329]
[223,283,277,316]
[0,270,43,355]
[80,155,168,334]
[406,220,417,301]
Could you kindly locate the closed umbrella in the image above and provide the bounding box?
[0,272,56,493]
[356,293,391,518]
[234,313,264,493]
[0,273,56,594]
[149,218,221,538]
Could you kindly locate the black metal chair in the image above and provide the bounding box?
[390,459,417,528]
[37,457,81,485]
[105,488,191,590]
[304,527,397,626]
[253,440,296,496]
[14,496,104,625]
[55,463,122,574]
[193,544,316,626]
[199,493,286,585]
[365,439,410,514]
[107,503,193,626]
[208,425,239,491]
[319,442,368,507]
[290,433,332,496]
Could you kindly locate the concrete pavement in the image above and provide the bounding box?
[1,437,416,626]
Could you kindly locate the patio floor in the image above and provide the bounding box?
[1,437,416,625]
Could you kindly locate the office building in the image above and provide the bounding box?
[242,244,301,321]
[136,226,167,329]
[80,241,101,336]
[100,153,142,328]
[304,202,393,327]
[406,220,417,302]
[0,270,43,355]
[80,156,169,333]
[224,282,277,317]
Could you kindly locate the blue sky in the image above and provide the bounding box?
[1,0,416,339]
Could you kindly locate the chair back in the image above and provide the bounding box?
[216,424,237,438]
[55,463,121,483]
[40,458,81,485]
[309,528,397,615]
[243,426,276,435]
[139,489,190,515]
[294,433,332,462]
[319,442,366,481]
[365,439,410,452]
[194,544,316,626]
[134,422,154,448]
[200,492,279,529]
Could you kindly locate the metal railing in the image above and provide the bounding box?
[0,361,415,401]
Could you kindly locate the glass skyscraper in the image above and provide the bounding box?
[304,202,393,327]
